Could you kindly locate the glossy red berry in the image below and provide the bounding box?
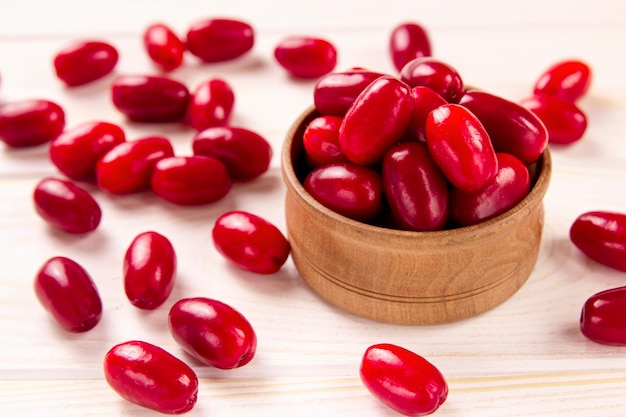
[96,136,174,194]
[150,155,233,205]
[405,86,447,143]
[313,69,387,116]
[533,59,592,102]
[185,18,254,63]
[111,75,190,123]
[192,126,272,182]
[302,115,347,167]
[520,94,587,145]
[143,23,185,72]
[187,78,235,131]
[450,153,530,227]
[124,231,176,310]
[389,22,432,72]
[53,40,118,87]
[49,121,126,181]
[570,211,626,272]
[0,99,65,147]
[383,142,449,231]
[460,89,548,164]
[103,340,198,414]
[580,286,626,346]
[303,162,383,222]
[33,177,102,234]
[212,210,290,274]
[169,297,257,369]
[425,103,497,192]
[360,343,448,416]
[400,57,464,103]
[338,75,414,166]
[34,256,102,332]
[274,36,338,79]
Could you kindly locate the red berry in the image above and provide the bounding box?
[34,256,102,332]
[520,94,587,145]
[0,99,65,148]
[187,78,235,131]
[303,162,383,222]
[382,142,449,231]
[570,211,626,272]
[302,115,347,167]
[459,89,548,164]
[405,86,447,143]
[150,155,233,205]
[580,286,626,346]
[96,136,174,194]
[389,22,432,73]
[111,75,190,123]
[49,121,126,181]
[533,59,592,102]
[338,76,414,166]
[143,23,185,72]
[360,343,448,416]
[169,297,257,369]
[274,36,338,79]
[400,57,464,103]
[313,69,387,116]
[425,103,497,192]
[53,40,118,87]
[185,18,254,63]
[33,177,102,234]
[212,210,290,274]
[192,126,272,182]
[450,153,530,226]
[124,231,176,310]
[103,340,198,414]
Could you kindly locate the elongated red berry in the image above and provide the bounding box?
[53,40,118,86]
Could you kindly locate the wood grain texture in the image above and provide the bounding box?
[1,0,626,415]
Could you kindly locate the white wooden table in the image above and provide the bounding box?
[1,1,626,415]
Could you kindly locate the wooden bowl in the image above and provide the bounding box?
[281,106,552,325]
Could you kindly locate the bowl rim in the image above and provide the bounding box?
[282,105,552,240]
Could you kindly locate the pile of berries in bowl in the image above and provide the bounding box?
[281,53,555,325]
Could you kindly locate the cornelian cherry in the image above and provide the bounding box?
[304,162,383,222]
[450,152,530,226]
[212,211,290,274]
[96,136,174,194]
[313,69,387,116]
[520,94,587,145]
[533,59,592,102]
[192,126,272,182]
[338,75,414,166]
[111,75,190,123]
[405,86,447,143]
[400,57,464,103]
[382,142,449,231]
[185,18,254,63]
[389,22,432,72]
[580,286,626,346]
[302,115,347,167]
[0,99,65,148]
[570,211,626,272]
[103,340,198,414]
[49,121,126,181]
[124,231,176,310]
[274,36,338,79]
[425,103,497,192]
[143,23,185,72]
[34,256,102,332]
[150,155,233,205]
[187,78,235,131]
[169,297,257,369]
[53,40,118,87]
[33,177,102,234]
[360,343,448,416]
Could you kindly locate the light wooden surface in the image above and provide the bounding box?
[1,1,626,415]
